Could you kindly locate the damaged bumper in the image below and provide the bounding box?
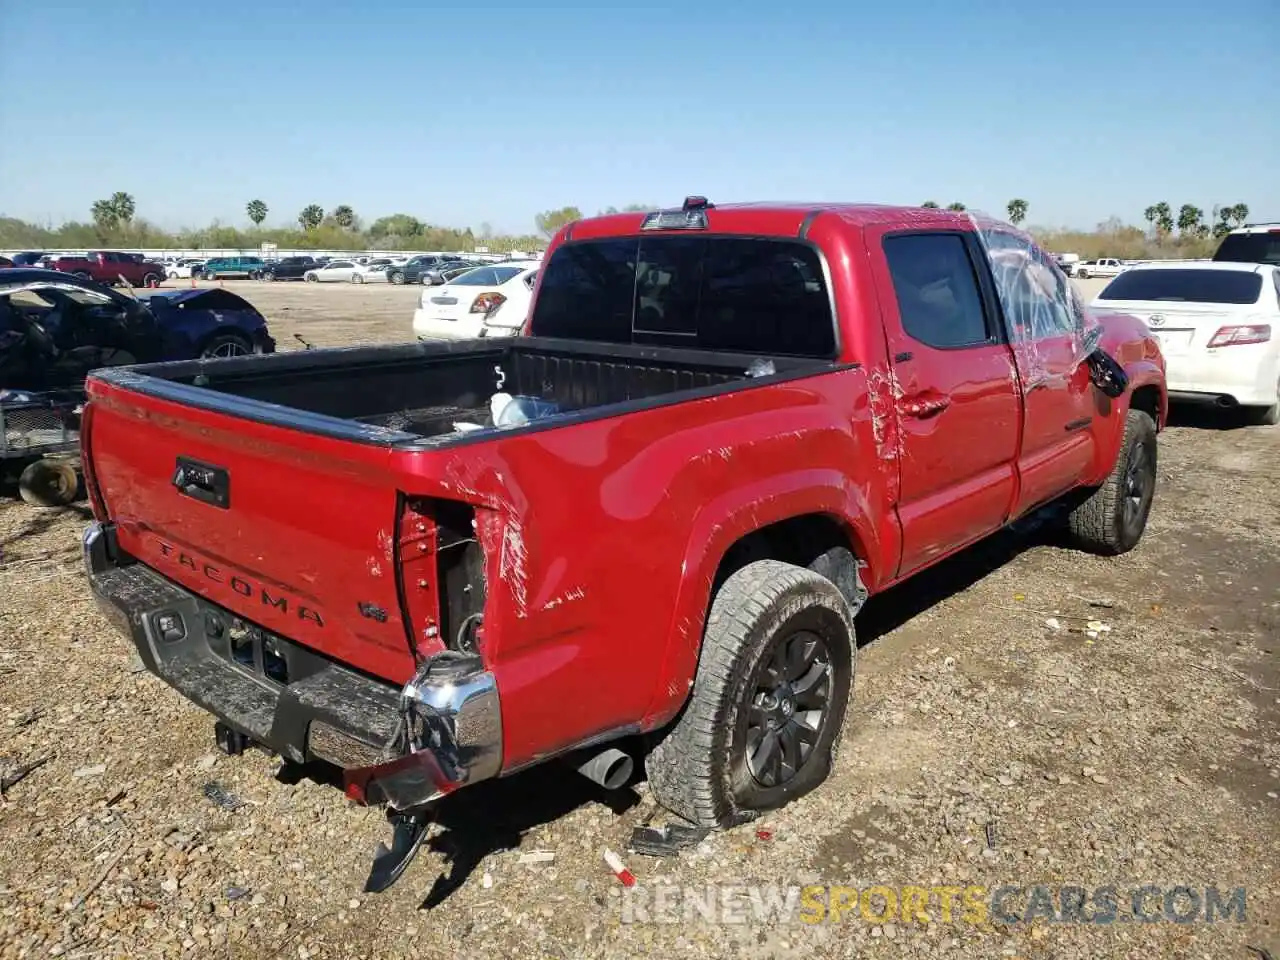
[82,521,502,810]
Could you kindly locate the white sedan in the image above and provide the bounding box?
[303,259,359,283]
[1093,260,1280,424]
[351,258,396,284]
[412,262,539,340]
[166,258,206,279]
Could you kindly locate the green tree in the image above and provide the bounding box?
[91,199,118,231]
[1176,204,1204,237]
[298,204,324,231]
[368,213,424,241]
[1006,198,1028,225]
[110,192,136,226]
[246,199,268,226]
[1226,203,1249,227]
[1152,201,1173,238]
[331,205,356,229]
[946,202,966,212]
[1143,205,1158,231]
[921,201,940,208]
[535,206,583,239]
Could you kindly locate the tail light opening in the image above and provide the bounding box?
[1207,324,1271,348]
[471,292,506,314]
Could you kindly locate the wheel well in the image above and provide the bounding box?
[713,514,864,609]
[197,329,251,353]
[1130,384,1162,428]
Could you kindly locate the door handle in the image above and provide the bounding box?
[172,456,231,509]
[901,395,951,419]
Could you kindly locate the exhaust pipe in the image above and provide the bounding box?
[574,746,634,790]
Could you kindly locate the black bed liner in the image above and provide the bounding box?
[89,337,845,448]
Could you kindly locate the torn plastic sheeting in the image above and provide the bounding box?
[969,213,1102,380]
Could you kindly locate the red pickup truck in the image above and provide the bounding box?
[46,251,166,288]
[79,200,1165,887]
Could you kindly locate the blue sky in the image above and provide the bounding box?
[1,0,1276,235]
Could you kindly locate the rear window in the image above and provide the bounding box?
[1097,269,1263,305]
[529,237,835,357]
[1213,232,1280,265]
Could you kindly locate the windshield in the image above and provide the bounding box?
[1097,269,1264,304]
[1213,232,1280,266]
[530,237,835,357]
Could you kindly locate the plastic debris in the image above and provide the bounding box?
[481,872,493,889]
[603,848,636,887]
[628,823,710,858]
[517,851,555,865]
[1045,617,1062,631]
[1085,620,1111,633]
[755,829,774,842]
[72,764,106,779]
[202,781,247,812]
[226,887,251,901]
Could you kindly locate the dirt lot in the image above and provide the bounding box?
[1,279,1277,959]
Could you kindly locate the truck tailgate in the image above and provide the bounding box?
[84,376,418,683]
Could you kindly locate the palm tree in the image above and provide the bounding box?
[1176,204,1203,237]
[1227,203,1249,227]
[246,199,268,226]
[921,201,940,208]
[298,205,324,230]
[1006,198,1028,226]
[1151,202,1173,239]
[91,199,118,231]
[946,202,966,212]
[110,192,136,226]
[331,205,356,229]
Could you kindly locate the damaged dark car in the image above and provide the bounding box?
[0,270,275,389]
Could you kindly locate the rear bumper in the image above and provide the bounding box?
[411,308,483,340]
[82,521,502,809]
[1165,345,1279,407]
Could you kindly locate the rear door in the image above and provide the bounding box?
[868,228,1022,575]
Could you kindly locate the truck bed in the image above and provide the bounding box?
[97,338,829,445]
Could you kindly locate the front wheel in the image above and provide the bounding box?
[1077,268,1090,279]
[352,273,364,284]
[390,271,405,285]
[205,271,218,282]
[142,272,160,288]
[199,332,252,359]
[1066,409,1157,555]
[645,559,855,828]
[305,273,318,282]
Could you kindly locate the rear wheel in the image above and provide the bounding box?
[353,273,364,284]
[73,271,92,280]
[18,459,80,507]
[263,270,276,282]
[1066,409,1157,555]
[205,271,218,282]
[1077,268,1091,279]
[306,273,318,282]
[645,559,855,828]
[199,332,252,359]
[142,272,160,287]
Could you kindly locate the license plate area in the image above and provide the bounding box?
[1150,330,1193,353]
[430,297,458,305]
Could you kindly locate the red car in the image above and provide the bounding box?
[79,199,1165,888]
[44,251,166,287]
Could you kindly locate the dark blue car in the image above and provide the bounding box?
[0,269,275,390]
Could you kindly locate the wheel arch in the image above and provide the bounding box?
[640,478,880,731]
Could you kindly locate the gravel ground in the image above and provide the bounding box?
[1,280,1277,959]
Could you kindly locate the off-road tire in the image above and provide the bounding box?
[645,559,855,828]
[1067,409,1157,555]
